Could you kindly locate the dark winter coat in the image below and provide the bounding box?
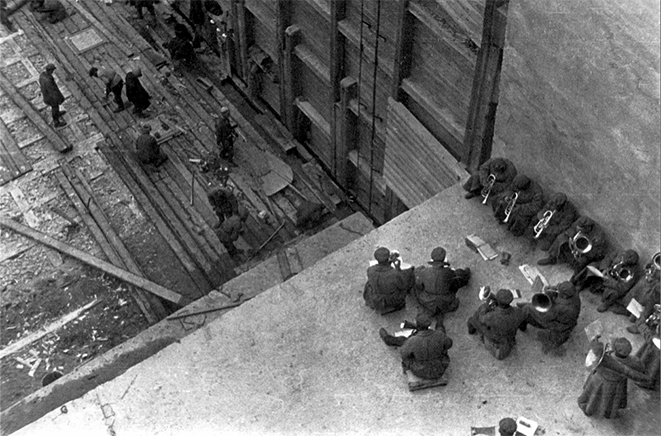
[400,329,452,380]
[524,291,581,341]
[478,305,526,346]
[135,133,160,164]
[363,263,414,312]
[39,71,64,107]
[413,264,469,313]
[496,178,544,219]
[125,72,150,111]
[578,342,647,418]
[477,157,517,196]
[533,199,578,239]
[595,250,641,299]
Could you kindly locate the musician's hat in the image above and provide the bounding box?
[374,247,390,263]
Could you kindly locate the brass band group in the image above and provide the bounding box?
[362,157,659,425]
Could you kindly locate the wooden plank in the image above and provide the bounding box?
[294,44,331,86]
[235,0,250,82]
[295,98,331,140]
[7,186,40,228]
[0,116,31,183]
[277,0,291,121]
[336,19,394,77]
[0,299,101,360]
[65,164,169,322]
[286,246,303,275]
[276,249,292,281]
[463,0,508,170]
[0,71,72,153]
[283,25,300,131]
[0,216,188,305]
[391,0,412,100]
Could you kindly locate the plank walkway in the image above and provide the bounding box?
[2,0,351,303]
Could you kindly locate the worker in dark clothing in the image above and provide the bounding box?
[518,281,581,350]
[31,0,67,24]
[215,213,247,258]
[412,247,471,316]
[135,124,167,166]
[38,63,67,128]
[125,67,151,118]
[537,216,608,273]
[89,66,125,113]
[530,192,578,250]
[130,0,157,20]
[463,157,517,203]
[215,107,236,163]
[573,249,640,313]
[1,0,16,32]
[399,314,453,382]
[163,32,195,72]
[492,174,544,236]
[207,187,247,227]
[363,247,415,314]
[498,418,518,436]
[625,253,660,330]
[468,289,526,360]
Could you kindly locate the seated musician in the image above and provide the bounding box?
[625,252,660,329]
[537,216,608,273]
[492,174,544,236]
[573,249,640,313]
[517,281,581,350]
[462,157,517,203]
[398,315,453,384]
[363,247,415,314]
[530,193,578,251]
[467,289,526,360]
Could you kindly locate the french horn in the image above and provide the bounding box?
[569,231,592,257]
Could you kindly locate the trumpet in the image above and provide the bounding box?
[481,174,496,204]
[569,231,592,258]
[653,252,661,271]
[533,210,555,239]
[478,286,498,309]
[503,192,519,223]
[531,289,559,313]
[608,261,634,283]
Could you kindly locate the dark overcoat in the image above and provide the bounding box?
[125,72,150,110]
[400,329,452,380]
[39,72,64,106]
[363,263,414,312]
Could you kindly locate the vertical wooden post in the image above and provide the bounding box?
[276,0,291,119]
[283,25,301,132]
[390,0,413,101]
[462,0,509,172]
[330,0,346,178]
[337,77,357,186]
[233,0,250,84]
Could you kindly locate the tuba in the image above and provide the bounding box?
[569,231,592,258]
[584,340,652,383]
[481,174,497,204]
[503,192,519,223]
[533,210,555,239]
[608,261,634,283]
[531,289,559,313]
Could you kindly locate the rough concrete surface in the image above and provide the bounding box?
[14,184,660,436]
[495,0,660,253]
[1,212,374,435]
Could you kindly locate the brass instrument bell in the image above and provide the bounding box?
[570,231,592,257]
[653,252,660,271]
[503,192,519,223]
[481,174,496,204]
[531,289,558,313]
[533,210,554,239]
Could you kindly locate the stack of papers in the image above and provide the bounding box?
[519,264,549,286]
[465,234,499,261]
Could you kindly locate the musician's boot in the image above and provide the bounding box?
[537,257,556,266]
[626,324,640,334]
[464,191,478,200]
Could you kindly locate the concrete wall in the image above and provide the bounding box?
[495,0,660,258]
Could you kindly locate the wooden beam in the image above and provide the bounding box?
[336,77,357,184]
[391,0,413,101]
[283,25,301,131]
[0,71,72,153]
[462,0,509,171]
[276,0,291,120]
[0,299,101,360]
[0,116,31,184]
[329,0,346,183]
[0,216,189,306]
[234,0,250,84]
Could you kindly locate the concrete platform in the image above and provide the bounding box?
[14,184,660,436]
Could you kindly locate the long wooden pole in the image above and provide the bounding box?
[0,216,188,306]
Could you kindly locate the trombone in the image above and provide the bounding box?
[503,192,519,223]
[533,210,555,239]
[481,174,496,204]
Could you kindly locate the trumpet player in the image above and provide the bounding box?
[537,216,608,273]
[573,249,640,313]
[363,247,415,314]
[412,247,471,317]
[462,157,517,202]
[529,193,578,250]
[467,289,526,360]
[517,281,581,350]
[492,175,543,236]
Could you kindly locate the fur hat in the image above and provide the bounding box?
[491,158,507,173]
[512,174,531,190]
[495,289,513,305]
[622,249,639,265]
[415,314,433,330]
[88,67,98,77]
[556,281,575,297]
[549,192,567,208]
[428,247,447,264]
[576,216,594,231]
[498,418,518,436]
[374,247,390,263]
[44,63,56,72]
[612,337,632,358]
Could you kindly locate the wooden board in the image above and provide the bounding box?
[66,27,105,53]
[0,117,32,186]
[0,216,188,306]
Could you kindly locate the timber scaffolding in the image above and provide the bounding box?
[2,0,354,319]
